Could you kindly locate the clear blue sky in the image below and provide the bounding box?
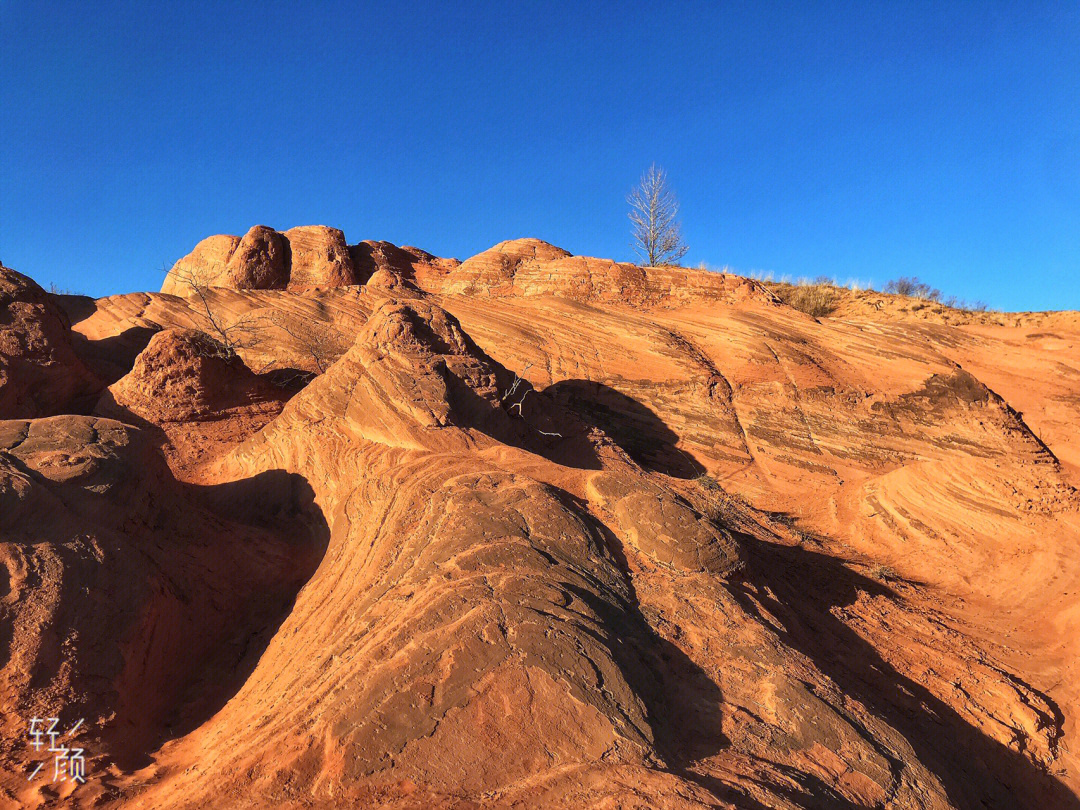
[2,1,1078,310]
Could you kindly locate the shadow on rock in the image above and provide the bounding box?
[107,470,329,769]
[555,492,742,801]
[566,581,728,760]
[728,536,1080,810]
[543,379,704,478]
[71,323,160,385]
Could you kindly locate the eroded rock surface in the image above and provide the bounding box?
[226,225,290,290]
[587,471,743,575]
[98,328,284,423]
[0,264,100,418]
[4,242,1080,809]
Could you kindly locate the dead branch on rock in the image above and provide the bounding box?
[501,363,563,437]
[270,313,352,374]
[164,262,266,359]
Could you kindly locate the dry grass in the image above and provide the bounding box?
[719,266,994,318]
[867,564,901,582]
[770,281,841,318]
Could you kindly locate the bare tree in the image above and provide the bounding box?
[628,164,688,267]
[270,312,352,374]
[164,262,265,359]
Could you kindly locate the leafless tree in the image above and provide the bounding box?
[164,262,265,359]
[270,312,352,374]
[628,164,688,267]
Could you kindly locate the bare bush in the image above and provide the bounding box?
[628,164,688,267]
[165,262,265,358]
[270,312,352,373]
[885,276,941,301]
[884,277,995,312]
[48,282,84,296]
[941,295,988,312]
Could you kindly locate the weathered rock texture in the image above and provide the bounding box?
[2,236,1080,809]
[226,225,289,290]
[98,328,285,423]
[161,226,359,295]
[0,264,100,418]
[161,226,468,298]
[161,229,770,308]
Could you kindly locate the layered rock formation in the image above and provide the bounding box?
[161,227,462,297]
[2,236,1080,808]
[161,229,773,309]
[161,226,363,295]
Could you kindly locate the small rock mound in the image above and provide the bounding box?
[281,225,359,289]
[295,298,589,462]
[349,240,462,290]
[441,238,572,295]
[0,264,101,418]
[101,328,283,423]
[350,299,509,433]
[349,240,425,277]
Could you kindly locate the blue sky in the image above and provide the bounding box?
[2,1,1078,310]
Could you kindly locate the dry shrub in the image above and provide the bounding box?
[773,282,840,318]
[885,276,939,299]
[270,312,352,373]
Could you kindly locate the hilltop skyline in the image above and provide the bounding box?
[2,1,1078,311]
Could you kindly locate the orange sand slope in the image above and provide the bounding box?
[1,230,1079,809]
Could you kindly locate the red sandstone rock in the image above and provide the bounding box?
[226,225,290,290]
[0,264,100,418]
[98,328,284,423]
[160,233,240,295]
[441,237,572,295]
[282,225,359,290]
[5,243,1080,810]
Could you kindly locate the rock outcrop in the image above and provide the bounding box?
[162,225,361,295]
[226,225,290,290]
[431,237,777,307]
[0,264,100,418]
[280,226,359,289]
[160,233,241,295]
[161,229,774,310]
[98,328,284,423]
[440,238,572,295]
[118,297,751,808]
